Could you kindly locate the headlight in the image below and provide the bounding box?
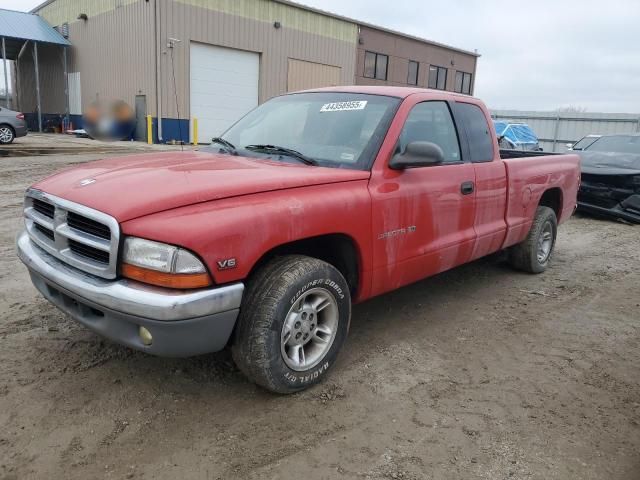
[122,237,212,289]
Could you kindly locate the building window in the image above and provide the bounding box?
[455,71,473,94]
[428,65,447,90]
[364,51,389,80]
[407,60,419,86]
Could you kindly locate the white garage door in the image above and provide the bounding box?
[190,43,260,143]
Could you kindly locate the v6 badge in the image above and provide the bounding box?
[217,258,237,270]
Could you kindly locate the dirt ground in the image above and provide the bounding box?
[0,148,638,480]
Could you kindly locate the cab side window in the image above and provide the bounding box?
[454,102,494,163]
[398,101,461,164]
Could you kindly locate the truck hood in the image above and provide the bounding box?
[579,151,640,175]
[33,151,370,221]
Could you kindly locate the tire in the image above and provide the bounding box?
[509,206,558,273]
[232,255,351,394]
[0,125,15,144]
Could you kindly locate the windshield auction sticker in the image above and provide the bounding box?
[320,101,368,112]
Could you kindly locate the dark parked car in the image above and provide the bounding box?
[578,134,640,223]
[0,107,28,144]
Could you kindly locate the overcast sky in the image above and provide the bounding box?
[2,0,639,113]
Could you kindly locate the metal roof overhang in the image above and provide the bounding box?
[0,8,71,131]
[0,7,70,60]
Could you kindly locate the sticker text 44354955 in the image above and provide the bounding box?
[320,101,368,112]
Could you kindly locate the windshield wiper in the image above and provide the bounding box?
[244,144,317,166]
[211,137,237,155]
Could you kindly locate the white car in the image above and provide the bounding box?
[567,135,601,151]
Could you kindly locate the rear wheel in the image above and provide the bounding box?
[509,206,558,273]
[232,255,351,394]
[0,125,15,144]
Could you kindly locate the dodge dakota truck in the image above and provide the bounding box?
[17,87,580,393]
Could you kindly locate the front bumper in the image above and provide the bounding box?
[577,200,640,224]
[578,180,640,224]
[17,230,244,357]
[578,170,640,224]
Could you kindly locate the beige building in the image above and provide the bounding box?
[20,0,479,142]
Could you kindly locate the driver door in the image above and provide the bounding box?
[368,98,477,297]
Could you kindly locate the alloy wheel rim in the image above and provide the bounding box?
[537,221,553,263]
[281,287,339,371]
[0,127,12,143]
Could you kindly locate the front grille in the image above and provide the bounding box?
[67,211,111,240]
[69,239,110,264]
[33,199,54,219]
[24,189,120,279]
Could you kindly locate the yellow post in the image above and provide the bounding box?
[146,115,153,145]
[192,117,198,145]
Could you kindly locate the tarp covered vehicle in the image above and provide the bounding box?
[578,134,640,224]
[494,121,542,151]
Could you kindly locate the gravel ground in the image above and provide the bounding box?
[0,151,638,480]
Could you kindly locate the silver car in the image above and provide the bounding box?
[0,107,28,144]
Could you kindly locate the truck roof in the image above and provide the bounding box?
[300,85,477,100]
[598,133,640,138]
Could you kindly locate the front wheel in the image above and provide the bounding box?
[508,206,558,273]
[232,255,351,394]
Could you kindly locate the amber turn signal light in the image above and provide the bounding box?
[122,263,212,289]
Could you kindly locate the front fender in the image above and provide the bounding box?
[121,181,373,295]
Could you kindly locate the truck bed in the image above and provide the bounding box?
[501,152,581,248]
[500,149,562,159]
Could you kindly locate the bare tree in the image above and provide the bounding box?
[556,105,588,113]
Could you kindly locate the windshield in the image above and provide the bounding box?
[586,135,640,154]
[572,136,600,151]
[206,92,400,170]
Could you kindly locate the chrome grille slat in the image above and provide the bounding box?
[67,211,111,240]
[55,224,111,252]
[68,239,111,264]
[33,199,54,219]
[24,206,54,230]
[23,189,120,280]
[35,223,55,241]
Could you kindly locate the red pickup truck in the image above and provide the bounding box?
[17,87,580,393]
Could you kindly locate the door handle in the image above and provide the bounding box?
[461,181,475,195]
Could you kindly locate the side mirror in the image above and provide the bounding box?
[566,143,576,150]
[389,141,445,170]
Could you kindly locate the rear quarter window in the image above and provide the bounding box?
[455,102,494,163]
